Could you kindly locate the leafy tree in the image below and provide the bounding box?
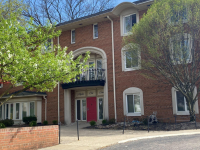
[0,10,89,106]
[124,0,200,121]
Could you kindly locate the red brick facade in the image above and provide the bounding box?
[1,2,200,124]
[0,125,58,150]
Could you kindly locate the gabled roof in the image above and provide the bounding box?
[56,0,153,29]
[2,91,47,98]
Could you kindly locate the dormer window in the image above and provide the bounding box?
[93,23,98,39]
[71,29,75,44]
[123,14,137,35]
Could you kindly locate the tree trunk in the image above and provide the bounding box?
[189,103,195,122]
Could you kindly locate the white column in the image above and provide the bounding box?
[64,89,71,125]
[37,101,42,123]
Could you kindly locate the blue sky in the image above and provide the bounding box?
[116,0,137,5]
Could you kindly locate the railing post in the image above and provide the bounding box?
[175,115,177,130]
[77,119,79,140]
[123,116,126,134]
[147,116,149,132]
[195,114,197,130]
[59,122,61,144]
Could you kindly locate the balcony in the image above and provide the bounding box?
[61,69,106,89]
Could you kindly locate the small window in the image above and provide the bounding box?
[71,29,75,44]
[123,87,144,116]
[0,105,2,120]
[93,24,98,39]
[16,103,20,119]
[171,6,187,23]
[176,91,189,112]
[98,98,103,120]
[42,39,53,53]
[170,33,192,63]
[172,87,199,115]
[123,14,137,34]
[125,51,139,69]
[127,94,141,113]
[30,102,35,116]
[0,83,3,88]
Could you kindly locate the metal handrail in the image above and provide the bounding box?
[75,69,106,82]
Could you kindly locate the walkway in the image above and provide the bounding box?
[40,122,200,150]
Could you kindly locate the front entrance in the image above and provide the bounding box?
[87,97,97,122]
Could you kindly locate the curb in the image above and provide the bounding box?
[118,132,200,144]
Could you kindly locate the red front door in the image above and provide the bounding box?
[87,97,97,122]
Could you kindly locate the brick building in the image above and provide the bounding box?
[0,0,199,125]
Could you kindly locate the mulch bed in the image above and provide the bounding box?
[85,122,200,131]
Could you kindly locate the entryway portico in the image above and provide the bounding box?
[62,47,108,125]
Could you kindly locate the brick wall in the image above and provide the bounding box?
[0,125,58,150]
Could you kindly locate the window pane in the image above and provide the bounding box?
[94,24,98,38]
[124,15,132,33]
[0,105,2,120]
[30,102,35,116]
[131,14,137,26]
[16,103,20,119]
[99,98,103,120]
[82,100,86,120]
[22,103,28,118]
[97,60,102,80]
[72,30,75,43]
[134,95,141,113]
[89,62,95,80]
[176,91,185,111]
[126,51,138,68]
[10,104,13,119]
[6,104,9,119]
[127,95,134,113]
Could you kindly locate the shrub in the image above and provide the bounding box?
[142,118,148,125]
[43,120,48,125]
[23,116,37,124]
[0,119,14,127]
[52,120,58,125]
[90,121,96,126]
[0,123,5,128]
[109,118,115,124]
[29,121,37,127]
[102,119,108,125]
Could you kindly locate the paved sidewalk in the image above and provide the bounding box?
[40,122,200,150]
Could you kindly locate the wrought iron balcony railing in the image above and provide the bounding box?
[75,69,105,81]
[61,69,106,89]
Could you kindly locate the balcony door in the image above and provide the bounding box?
[88,61,95,80]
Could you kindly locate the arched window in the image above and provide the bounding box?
[123,87,144,116]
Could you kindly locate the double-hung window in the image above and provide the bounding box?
[171,6,188,23]
[123,87,144,116]
[93,24,98,39]
[126,94,141,114]
[125,51,139,69]
[172,87,199,115]
[71,29,75,44]
[176,91,189,112]
[171,33,192,63]
[123,14,137,35]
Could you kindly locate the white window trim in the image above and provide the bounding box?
[93,23,98,39]
[71,29,75,44]
[121,13,139,36]
[123,87,144,116]
[0,83,3,88]
[121,45,141,72]
[171,87,199,115]
[97,97,103,120]
[170,33,192,64]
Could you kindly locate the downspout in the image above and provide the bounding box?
[107,16,117,122]
[43,96,47,120]
[58,36,60,124]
